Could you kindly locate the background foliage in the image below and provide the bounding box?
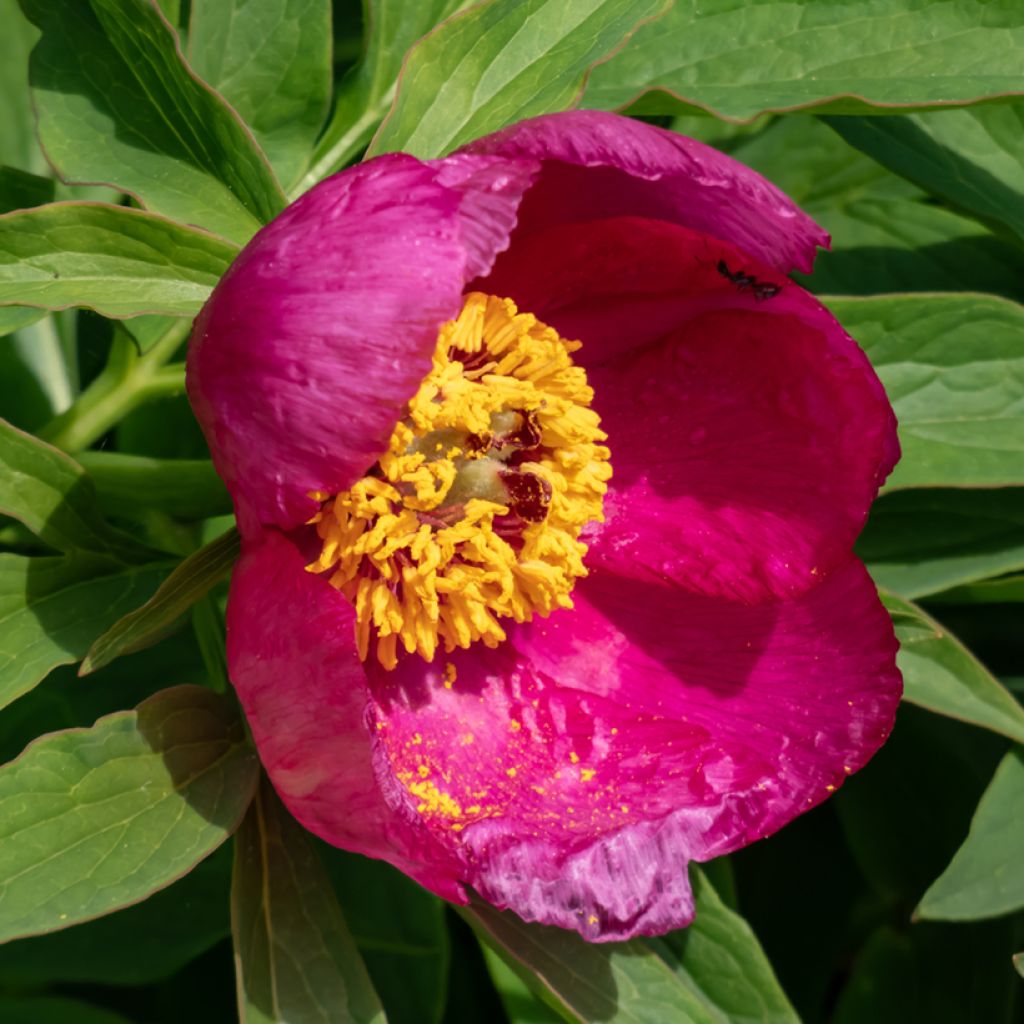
[1,0,1023,1021]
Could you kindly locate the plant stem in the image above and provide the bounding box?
[39,320,190,452]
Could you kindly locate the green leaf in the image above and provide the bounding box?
[825,104,1024,249]
[76,451,232,520]
[858,489,1024,600]
[232,778,386,1024]
[881,591,1024,745]
[0,996,133,1024]
[0,684,258,942]
[0,202,238,318]
[0,843,230,985]
[188,0,331,191]
[647,868,800,1024]
[806,198,1024,302]
[0,416,155,555]
[483,946,564,1023]
[466,883,753,1024]
[928,574,1024,605]
[917,749,1024,920]
[368,0,670,159]
[0,554,171,712]
[302,0,469,189]
[584,0,1024,121]
[0,305,45,337]
[0,165,56,214]
[20,0,286,244]
[0,0,44,174]
[320,847,450,1024]
[81,527,240,674]
[829,293,1024,489]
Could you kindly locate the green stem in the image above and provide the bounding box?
[39,320,190,452]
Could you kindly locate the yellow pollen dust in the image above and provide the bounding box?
[307,292,612,669]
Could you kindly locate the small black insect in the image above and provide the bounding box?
[716,259,781,301]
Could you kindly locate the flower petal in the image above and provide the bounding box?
[461,109,828,274]
[226,529,465,900]
[187,153,536,535]
[485,216,898,601]
[361,558,899,940]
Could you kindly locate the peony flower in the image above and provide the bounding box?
[187,111,901,941]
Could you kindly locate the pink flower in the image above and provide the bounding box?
[187,111,901,941]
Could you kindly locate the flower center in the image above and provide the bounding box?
[306,292,612,670]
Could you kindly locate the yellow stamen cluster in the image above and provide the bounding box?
[306,292,611,669]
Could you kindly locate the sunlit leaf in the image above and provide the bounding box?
[21,0,286,244]
[826,104,1024,248]
[188,0,332,190]
[830,293,1024,489]
[0,202,238,318]
[368,0,670,159]
[0,685,258,942]
[585,0,1024,120]
[302,0,468,189]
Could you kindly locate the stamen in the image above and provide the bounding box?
[307,293,612,669]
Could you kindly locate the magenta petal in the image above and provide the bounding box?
[486,216,897,601]
[359,558,898,940]
[461,110,828,274]
[187,153,536,535]
[226,529,465,901]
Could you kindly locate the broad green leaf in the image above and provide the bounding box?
[232,778,386,1024]
[647,868,800,1024]
[301,0,469,189]
[0,843,230,985]
[825,104,1024,249]
[806,198,1024,301]
[188,0,331,190]
[0,416,156,555]
[0,202,238,318]
[122,313,187,354]
[466,893,722,1024]
[858,489,1024,600]
[918,749,1024,920]
[0,306,45,337]
[21,0,286,244]
[321,847,450,1024]
[881,591,1024,745]
[368,0,670,159]
[0,685,258,942]
[0,165,55,214]
[0,996,133,1024]
[82,528,240,674]
[584,0,1024,120]
[829,294,1024,488]
[929,574,1024,604]
[0,0,45,173]
[77,451,232,520]
[0,554,170,711]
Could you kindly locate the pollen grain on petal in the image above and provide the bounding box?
[307,292,612,669]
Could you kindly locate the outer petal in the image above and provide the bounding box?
[226,529,464,900]
[363,558,900,940]
[187,153,536,535]
[486,216,898,602]
[460,109,828,274]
